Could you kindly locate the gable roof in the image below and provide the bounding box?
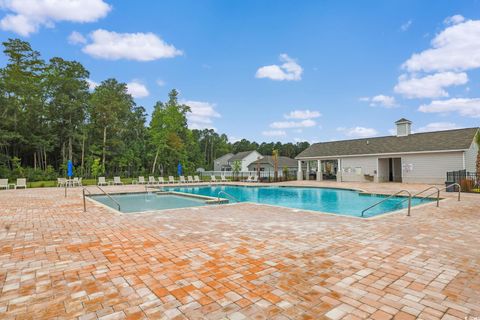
[248,156,298,168]
[214,153,233,162]
[296,128,478,159]
[229,150,259,161]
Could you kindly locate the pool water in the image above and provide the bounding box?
[163,185,432,217]
[90,193,206,213]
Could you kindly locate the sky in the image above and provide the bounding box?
[0,0,479,143]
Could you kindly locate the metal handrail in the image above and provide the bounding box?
[361,189,412,217]
[218,191,239,203]
[419,183,461,202]
[397,186,441,207]
[82,185,121,212]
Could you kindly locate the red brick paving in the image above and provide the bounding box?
[0,181,479,319]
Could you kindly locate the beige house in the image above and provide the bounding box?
[295,119,479,184]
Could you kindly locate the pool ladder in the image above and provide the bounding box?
[361,183,461,217]
[217,191,239,203]
[82,186,121,212]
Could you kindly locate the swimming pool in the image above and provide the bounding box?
[163,185,432,217]
[90,192,209,213]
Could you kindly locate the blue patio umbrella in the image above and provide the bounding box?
[67,160,73,178]
[177,162,183,176]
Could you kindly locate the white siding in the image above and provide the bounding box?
[213,153,233,171]
[241,151,262,172]
[465,141,478,172]
[339,156,377,182]
[401,152,464,184]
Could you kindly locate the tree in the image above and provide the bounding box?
[476,131,480,173]
[272,149,279,182]
[232,160,241,181]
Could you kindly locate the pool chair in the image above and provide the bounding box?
[72,177,80,187]
[251,175,259,183]
[158,177,166,184]
[113,177,123,185]
[245,175,253,182]
[137,176,146,184]
[194,175,201,183]
[221,175,230,182]
[57,177,66,187]
[210,175,217,183]
[148,176,157,185]
[178,176,186,184]
[98,177,108,186]
[77,177,83,187]
[0,179,8,190]
[187,176,194,183]
[168,176,176,184]
[15,178,27,189]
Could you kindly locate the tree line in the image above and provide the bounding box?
[0,39,310,181]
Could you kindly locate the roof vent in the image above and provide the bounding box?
[395,118,412,137]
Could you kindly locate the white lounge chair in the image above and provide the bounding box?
[57,178,66,187]
[251,175,259,183]
[98,177,108,186]
[72,177,80,187]
[113,177,123,185]
[245,175,253,182]
[210,175,217,183]
[179,176,187,184]
[0,179,8,190]
[187,176,194,183]
[221,175,230,183]
[137,176,147,184]
[158,177,165,184]
[168,176,176,184]
[194,175,201,183]
[77,177,83,187]
[15,178,27,189]
[148,176,156,185]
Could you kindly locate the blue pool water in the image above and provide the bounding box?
[90,193,206,213]
[163,185,432,217]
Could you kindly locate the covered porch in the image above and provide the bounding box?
[296,159,340,181]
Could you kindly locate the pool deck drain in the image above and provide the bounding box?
[0,181,479,319]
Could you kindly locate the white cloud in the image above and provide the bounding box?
[68,31,87,45]
[337,126,379,138]
[401,20,412,32]
[82,29,183,61]
[262,130,286,137]
[86,79,98,91]
[270,119,316,129]
[156,79,166,87]
[182,100,221,129]
[418,98,480,118]
[360,95,397,108]
[417,122,460,132]
[402,19,480,72]
[0,0,111,36]
[255,54,303,81]
[126,80,149,98]
[444,14,465,26]
[284,109,321,119]
[394,72,468,98]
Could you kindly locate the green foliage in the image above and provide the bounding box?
[91,158,102,179]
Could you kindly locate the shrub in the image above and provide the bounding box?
[460,179,474,192]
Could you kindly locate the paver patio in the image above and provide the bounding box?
[0,181,479,319]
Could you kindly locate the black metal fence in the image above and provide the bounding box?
[446,170,480,193]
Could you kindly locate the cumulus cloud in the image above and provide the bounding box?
[86,79,98,91]
[400,20,412,32]
[444,14,465,26]
[262,130,287,137]
[417,122,460,132]
[0,0,111,36]
[394,72,468,98]
[284,109,321,119]
[270,119,316,129]
[126,80,149,98]
[82,29,183,61]
[255,54,303,81]
[360,95,397,108]
[337,126,379,138]
[182,100,221,130]
[68,31,87,45]
[402,19,480,72]
[418,98,480,118]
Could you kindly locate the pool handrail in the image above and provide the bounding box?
[397,185,441,208]
[82,185,121,212]
[361,189,411,217]
[419,183,461,203]
[218,190,239,203]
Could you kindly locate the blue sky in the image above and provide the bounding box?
[1,0,479,143]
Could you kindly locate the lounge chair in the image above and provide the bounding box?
[210,175,217,183]
[57,178,66,187]
[0,179,8,190]
[179,176,187,184]
[98,177,108,186]
[187,176,194,183]
[137,176,147,184]
[245,176,253,182]
[251,175,259,183]
[72,177,80,187]
[158,177,165,184]
[194,175,201,183]
[148,176,156,185]
[113,177,123,185]
[15,178,27,189]
[221,175,230,182]
[168,176,176,184]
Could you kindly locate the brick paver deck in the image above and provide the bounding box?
[0,181,479,319]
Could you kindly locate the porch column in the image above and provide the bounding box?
[297,160,303,180]
[336,158,342,182]
[306,161,310,180]
[317,159,323,181]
